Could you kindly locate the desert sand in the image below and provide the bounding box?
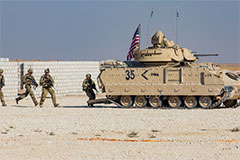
[0,95,240,160]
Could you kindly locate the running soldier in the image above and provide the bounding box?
[0,69,7,106]
[16,69,38,106]
[82,74,98,106]
[39,68,59,107]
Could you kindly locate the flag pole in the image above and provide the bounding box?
[147,9,154,47]
[139,24,141,49]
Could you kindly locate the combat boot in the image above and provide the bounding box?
[34,102,39,107]
[54,103,59,107]
[87,103,93,107]
[16,97,21,104]
[2,103,7,107]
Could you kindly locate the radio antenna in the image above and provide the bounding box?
[176,4,179,45]
[146,9,154,47]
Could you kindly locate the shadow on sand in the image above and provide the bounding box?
[9,104,234,110]
[10,105,37,108]
[60,105,123,109]
[59,105,238,110]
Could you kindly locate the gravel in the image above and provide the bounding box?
[0,95,239,160]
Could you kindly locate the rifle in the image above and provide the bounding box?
[0,76,4,89]
[45,78,54,88]
[44,76,57,92]
[87,80,98,93]
[26,76,38,90]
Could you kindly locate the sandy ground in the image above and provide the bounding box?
[0,95,240,160]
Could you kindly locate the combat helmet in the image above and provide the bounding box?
[86,74,91,78]
[28,68,33,73]
[0,69,3,73]
[44,68,50,73]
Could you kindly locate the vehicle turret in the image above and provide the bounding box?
[133,30,197,65]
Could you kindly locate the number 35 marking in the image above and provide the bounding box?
[125,70,135,80]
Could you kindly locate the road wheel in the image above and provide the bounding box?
[199,96,212,108]
[168,96,182,108]
[120,96,133,107]
[223,100,237,108]
[149,96,162,108]
[134,96,147,107]
[184,96,197,108]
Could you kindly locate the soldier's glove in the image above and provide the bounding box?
[33,84,38,90]
[43,84,49,88]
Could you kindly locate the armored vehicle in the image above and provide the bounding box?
[92,30,240,109]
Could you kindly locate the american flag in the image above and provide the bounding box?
[127,24,141,61]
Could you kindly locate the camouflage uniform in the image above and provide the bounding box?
[39,69,58,107]
[16,69,38,106]
[0,69,7,106]
[82,74,96,106]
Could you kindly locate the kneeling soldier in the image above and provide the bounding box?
[82,74,97,106]
[0,69,7,106]
[16,68,38,106]
[39,68,59,107]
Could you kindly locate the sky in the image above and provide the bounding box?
[0,0,239,63]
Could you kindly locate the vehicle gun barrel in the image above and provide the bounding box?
[194,53,219,57]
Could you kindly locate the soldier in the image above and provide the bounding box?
[16,69,38,106]
[39,68,59,108]
[151,30,174,48]
[0,69,7,106]
[82,74,98,106]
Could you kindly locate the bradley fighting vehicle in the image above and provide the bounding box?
[90,30,240,109]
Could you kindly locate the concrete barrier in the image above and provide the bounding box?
[0,60,100,100]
